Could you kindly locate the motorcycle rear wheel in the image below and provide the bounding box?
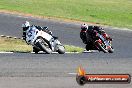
[36,38,52,54]
[33,47,39,54]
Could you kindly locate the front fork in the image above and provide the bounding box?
[95,39,103,50]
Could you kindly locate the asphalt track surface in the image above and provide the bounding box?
[0,13,132,88]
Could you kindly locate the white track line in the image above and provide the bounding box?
[31,52,80,54]
[0,51,98,54]
[0,52,80,54]
[68,73,77,75]
[0,52,13,54]
[83,50,98,53]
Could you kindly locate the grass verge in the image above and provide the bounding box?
[65,45,84,53]
[0,0,132,28]
[0,37,84,53]
[0,37,32,53]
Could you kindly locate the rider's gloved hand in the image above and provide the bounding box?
[106,36,113,41]
[53,36,58,40]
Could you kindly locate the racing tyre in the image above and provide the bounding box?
[108,47,114,53]
[85,44,93,51]
[57,45,65,54]
[86,44,90,51]
[36,38,52,54]
[33,47,39,54]
[96,42,108,53]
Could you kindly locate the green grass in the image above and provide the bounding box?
[0,37,32,52]
[0,0,132,28]
[65,45,84,53]
[0,37,84,53]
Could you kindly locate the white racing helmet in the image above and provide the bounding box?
[22,21,30,28]
[81,23,88,30]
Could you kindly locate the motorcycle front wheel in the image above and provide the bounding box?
[108,46,114,53]
[96,42,108,53]
[57,45,65,54]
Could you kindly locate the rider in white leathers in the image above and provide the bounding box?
[22,21,53,41]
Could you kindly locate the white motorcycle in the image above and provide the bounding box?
[25,26,65,54]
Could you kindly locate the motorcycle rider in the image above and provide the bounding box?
[80,23,89,44]
[80,23,112,44]
[22,21,53,41]
[22,21,30,40]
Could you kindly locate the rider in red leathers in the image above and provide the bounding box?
[80,23,112,50]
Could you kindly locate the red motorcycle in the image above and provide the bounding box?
[81,30,114,53]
